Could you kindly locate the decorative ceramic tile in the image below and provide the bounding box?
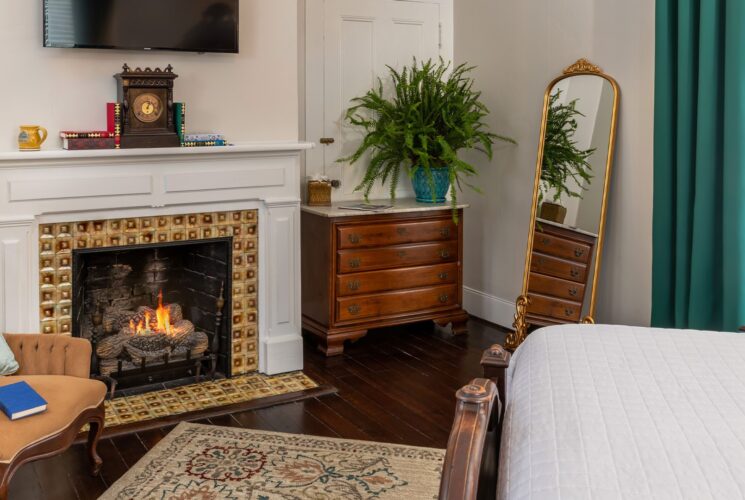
[38,210,260,375]
[88,372,318,430]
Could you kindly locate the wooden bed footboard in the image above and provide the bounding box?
[439,344,512,500]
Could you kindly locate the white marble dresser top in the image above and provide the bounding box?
[301,199,469,218]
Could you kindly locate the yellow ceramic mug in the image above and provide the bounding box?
[18,125,48,151]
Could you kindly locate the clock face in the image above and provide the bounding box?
[132,93,164,123]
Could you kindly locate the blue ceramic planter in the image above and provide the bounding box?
[412,167,450,203]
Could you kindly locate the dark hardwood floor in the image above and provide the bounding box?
[8,319,506,500]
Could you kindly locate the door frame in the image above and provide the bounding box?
[300,0,454,198]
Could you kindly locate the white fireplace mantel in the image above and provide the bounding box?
[0,142,313,375]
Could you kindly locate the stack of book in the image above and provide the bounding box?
[182,133,228,147]
[60,103,122,150]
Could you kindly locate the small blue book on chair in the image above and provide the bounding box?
[0,381,47,420]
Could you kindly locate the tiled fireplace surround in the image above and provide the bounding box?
[0,142,310,376]
[41,210,259,376]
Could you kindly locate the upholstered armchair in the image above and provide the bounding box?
[0,334,106,500]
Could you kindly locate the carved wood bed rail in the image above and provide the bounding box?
[439,345,511,500]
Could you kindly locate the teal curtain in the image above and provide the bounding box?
[653,0,745,331]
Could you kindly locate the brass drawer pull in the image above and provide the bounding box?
[440,249,451,259]
[440,227,451,238]
[542,237,551,246]
[438,272,449,280]
[439,294,449,304]
[574,248,585,258]
[568,287,578,297]
[348,304,361,315]
[397,250,407,258]
[347,280,361,291]
[570,268,580,278]
[348,234,361,244]
[397,227,407,236]
[565,308,574,317]
[349,258,361,269]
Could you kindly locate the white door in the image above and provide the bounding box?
[306,0,445,202]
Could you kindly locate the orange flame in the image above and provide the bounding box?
[128,290,173,336]
[155,290,171,335]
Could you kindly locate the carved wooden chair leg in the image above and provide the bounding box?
[0,463,9,500]
[87,405,105,476]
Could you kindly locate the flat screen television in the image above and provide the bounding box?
[43,0,239,53]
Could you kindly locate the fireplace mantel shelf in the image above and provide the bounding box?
[0,142,313,167]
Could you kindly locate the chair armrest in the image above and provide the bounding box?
[3,334,92,378]
[439,378,499,500]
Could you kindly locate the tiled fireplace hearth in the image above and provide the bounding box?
[0,142,311,376]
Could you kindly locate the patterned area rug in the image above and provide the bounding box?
[100,422,445,499]
[104,372,319,428]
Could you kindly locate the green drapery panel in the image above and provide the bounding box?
[653,0,745,331]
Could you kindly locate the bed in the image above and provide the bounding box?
[439,324,745,500]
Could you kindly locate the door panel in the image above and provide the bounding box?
[322,0,441,201]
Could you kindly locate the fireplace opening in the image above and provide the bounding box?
[72,238,232,393]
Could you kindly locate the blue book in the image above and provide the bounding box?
[0,381,47,420]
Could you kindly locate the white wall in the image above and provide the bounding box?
[0,0,299,152]
[454,0,654,327]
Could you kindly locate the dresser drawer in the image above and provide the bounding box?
[338,219,456,249]
[527,293,582,322]
[533,231,592,263]
[336,285,458,322]
[337,263,458,296]
[531,253,588,283]
[528,273,586,302]
[337,241,458,274]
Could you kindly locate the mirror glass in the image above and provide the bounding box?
[510,66,618,346]
[538,75,614,236]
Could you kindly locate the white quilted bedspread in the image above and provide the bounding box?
[498,324,745,500]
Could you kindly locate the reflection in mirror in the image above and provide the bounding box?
[508,59,619,351]
[538,75,614,236]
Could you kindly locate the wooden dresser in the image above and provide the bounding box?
[301,201,469,356]
[527,220,597,326]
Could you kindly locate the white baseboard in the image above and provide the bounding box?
[463,286,516,329]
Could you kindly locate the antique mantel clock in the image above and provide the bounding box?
[114,64,180,149]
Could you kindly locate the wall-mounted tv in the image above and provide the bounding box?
[43,0,239,53]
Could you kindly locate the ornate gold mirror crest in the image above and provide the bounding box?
[507,59,620,350]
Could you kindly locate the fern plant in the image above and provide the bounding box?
[340,58,515,219]
[540,89,595,203]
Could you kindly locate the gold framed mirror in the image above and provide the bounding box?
[507,59,620,350]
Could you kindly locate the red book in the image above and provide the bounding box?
[62,138,116,150]
[106,103,122,148]
[59,131,112,139]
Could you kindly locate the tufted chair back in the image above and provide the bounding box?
[2,334,91,379]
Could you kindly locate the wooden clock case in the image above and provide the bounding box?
[114,64,181,149]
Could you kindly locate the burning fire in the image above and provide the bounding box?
[129,290,173,336]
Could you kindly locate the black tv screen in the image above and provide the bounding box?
[43,0,239,53]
